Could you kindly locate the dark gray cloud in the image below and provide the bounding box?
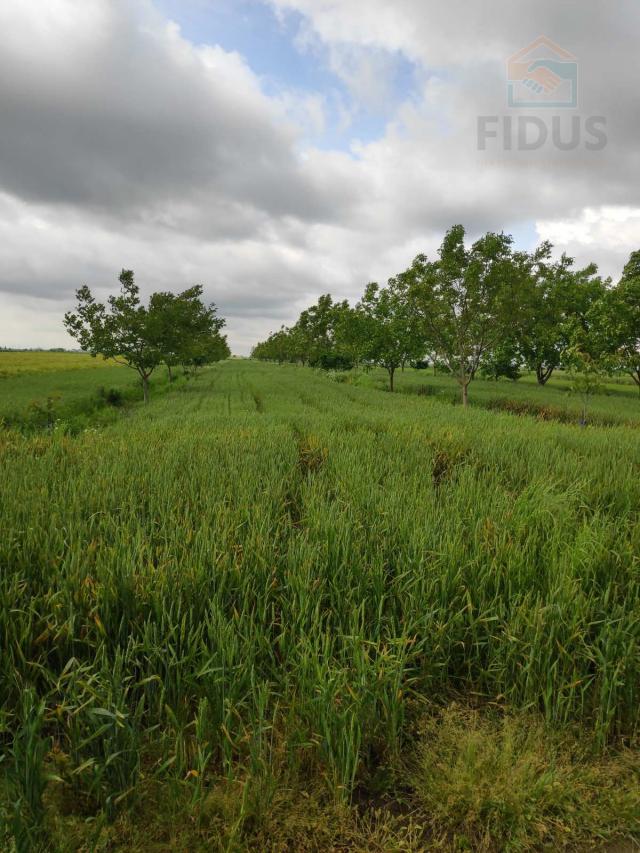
[0,0,353,224]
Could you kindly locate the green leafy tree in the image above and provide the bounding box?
[64,270,162,403]
[253,297,356,368]
[407,225,517,406]
[518,245,605,385]
[591,251,640,393]
[149,286,227,379]
[334,304,377,370]
[358,280,424,392]
[65,272,228,401]
[480,338,522,381]
[252,327,297,363]
[296,295,350,367]
[181,330,230,376]
[566,347,606,426]
[147,289,188,381]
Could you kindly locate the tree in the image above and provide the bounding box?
[566,346,605,426]
[252,327,298,363]
[147,289,187,381]
[296,295,351,367]
[149,286,228,379]
[252,296,356,368]
[64,270,162,403]
[480,338,521,381]
[358,280,424,392]
[249,225,635,409]
[592,251,640,393]
[65,272,229,401]
[181,330,230,376]
[333,304,377,371]
[407,225,517,406]
[517,245,604,385]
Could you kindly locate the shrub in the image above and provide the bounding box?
[97,386,124,407]
[314,353,355,371]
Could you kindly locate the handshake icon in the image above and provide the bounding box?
[507,37,578,108]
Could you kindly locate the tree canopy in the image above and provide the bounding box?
[591,251,640,391]
[252,224,640,406]
[64,271,229,401]
[406,226,517,405]
[358,279,424,391]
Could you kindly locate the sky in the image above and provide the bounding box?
[0,0,639,354]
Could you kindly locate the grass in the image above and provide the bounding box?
[0,351,120,377]
[349,365,640,427]
[1,358,640,850]
[411,707,639,851]
[0,352,174,431]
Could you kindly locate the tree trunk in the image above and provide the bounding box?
[461,380,469,408]
[167,363,173,383]
[141,374,149,404]
[536,365,553,385]
[388,367,395,392]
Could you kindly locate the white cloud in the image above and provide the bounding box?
[536,207,640,279]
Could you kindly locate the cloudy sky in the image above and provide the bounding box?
[1,0,639,353]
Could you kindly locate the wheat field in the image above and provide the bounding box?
[1,359,639,850]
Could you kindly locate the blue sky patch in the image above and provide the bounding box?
[154,0,419,151]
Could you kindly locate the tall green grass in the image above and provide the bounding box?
[354,364,640,426]
[1,361,639,849]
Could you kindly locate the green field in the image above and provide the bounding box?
[0,352,121,377]
[0,352,165,430]
[2,358,640,851]
[351,365,640,427]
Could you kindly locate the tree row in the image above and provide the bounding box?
[252,225,640,405]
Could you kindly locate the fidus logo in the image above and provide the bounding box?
[478,115,607,151]
[477,36,607,152]
[507,36,578,109]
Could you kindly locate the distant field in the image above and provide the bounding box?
[1,360,639,851]
[0,350,118,376]
[0,352,140,425]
